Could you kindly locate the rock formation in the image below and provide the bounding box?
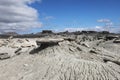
[113,39,120,43]
[0,32,120,80]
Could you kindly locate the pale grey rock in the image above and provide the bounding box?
[105,35,119,40]
[0,53,10,60]
[0,34,120,80]
[113,39,120,43]
[81,42,90,48]
[36,38,64,45]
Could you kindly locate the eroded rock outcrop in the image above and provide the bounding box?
[113,39,120,43]
[0,38,37,60]
[30,38,64,54]
[0,33,120,80]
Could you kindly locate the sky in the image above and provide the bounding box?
[0,0,120,33]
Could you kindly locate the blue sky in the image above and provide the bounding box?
[0,0,120,34]
[30,0,120,33]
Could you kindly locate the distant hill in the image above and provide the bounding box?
[3,32,19,36]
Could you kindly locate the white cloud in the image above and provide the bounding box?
[44,16,55,20]
[0,0,42,33]
[97,19,120,33]
[97,19,111,23]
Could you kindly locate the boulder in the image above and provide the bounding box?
[113,39,120,43]
[14,48,22,55]
[81,43,90,48]
[105,35,119,40]
[63,37,75,41]
[89,49,98,54]
[0,53,10,60]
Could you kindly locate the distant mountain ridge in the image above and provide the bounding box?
[0,30,119,38]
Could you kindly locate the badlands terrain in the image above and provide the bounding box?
[0,31,120,80]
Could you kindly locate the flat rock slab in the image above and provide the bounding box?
[30,38,65,54]
[63,37,75,41]
[36,38,64,45]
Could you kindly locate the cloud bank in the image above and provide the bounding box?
[0,0,42,33]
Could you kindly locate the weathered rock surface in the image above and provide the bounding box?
[0,34,120,80]
[36,38,64,45]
